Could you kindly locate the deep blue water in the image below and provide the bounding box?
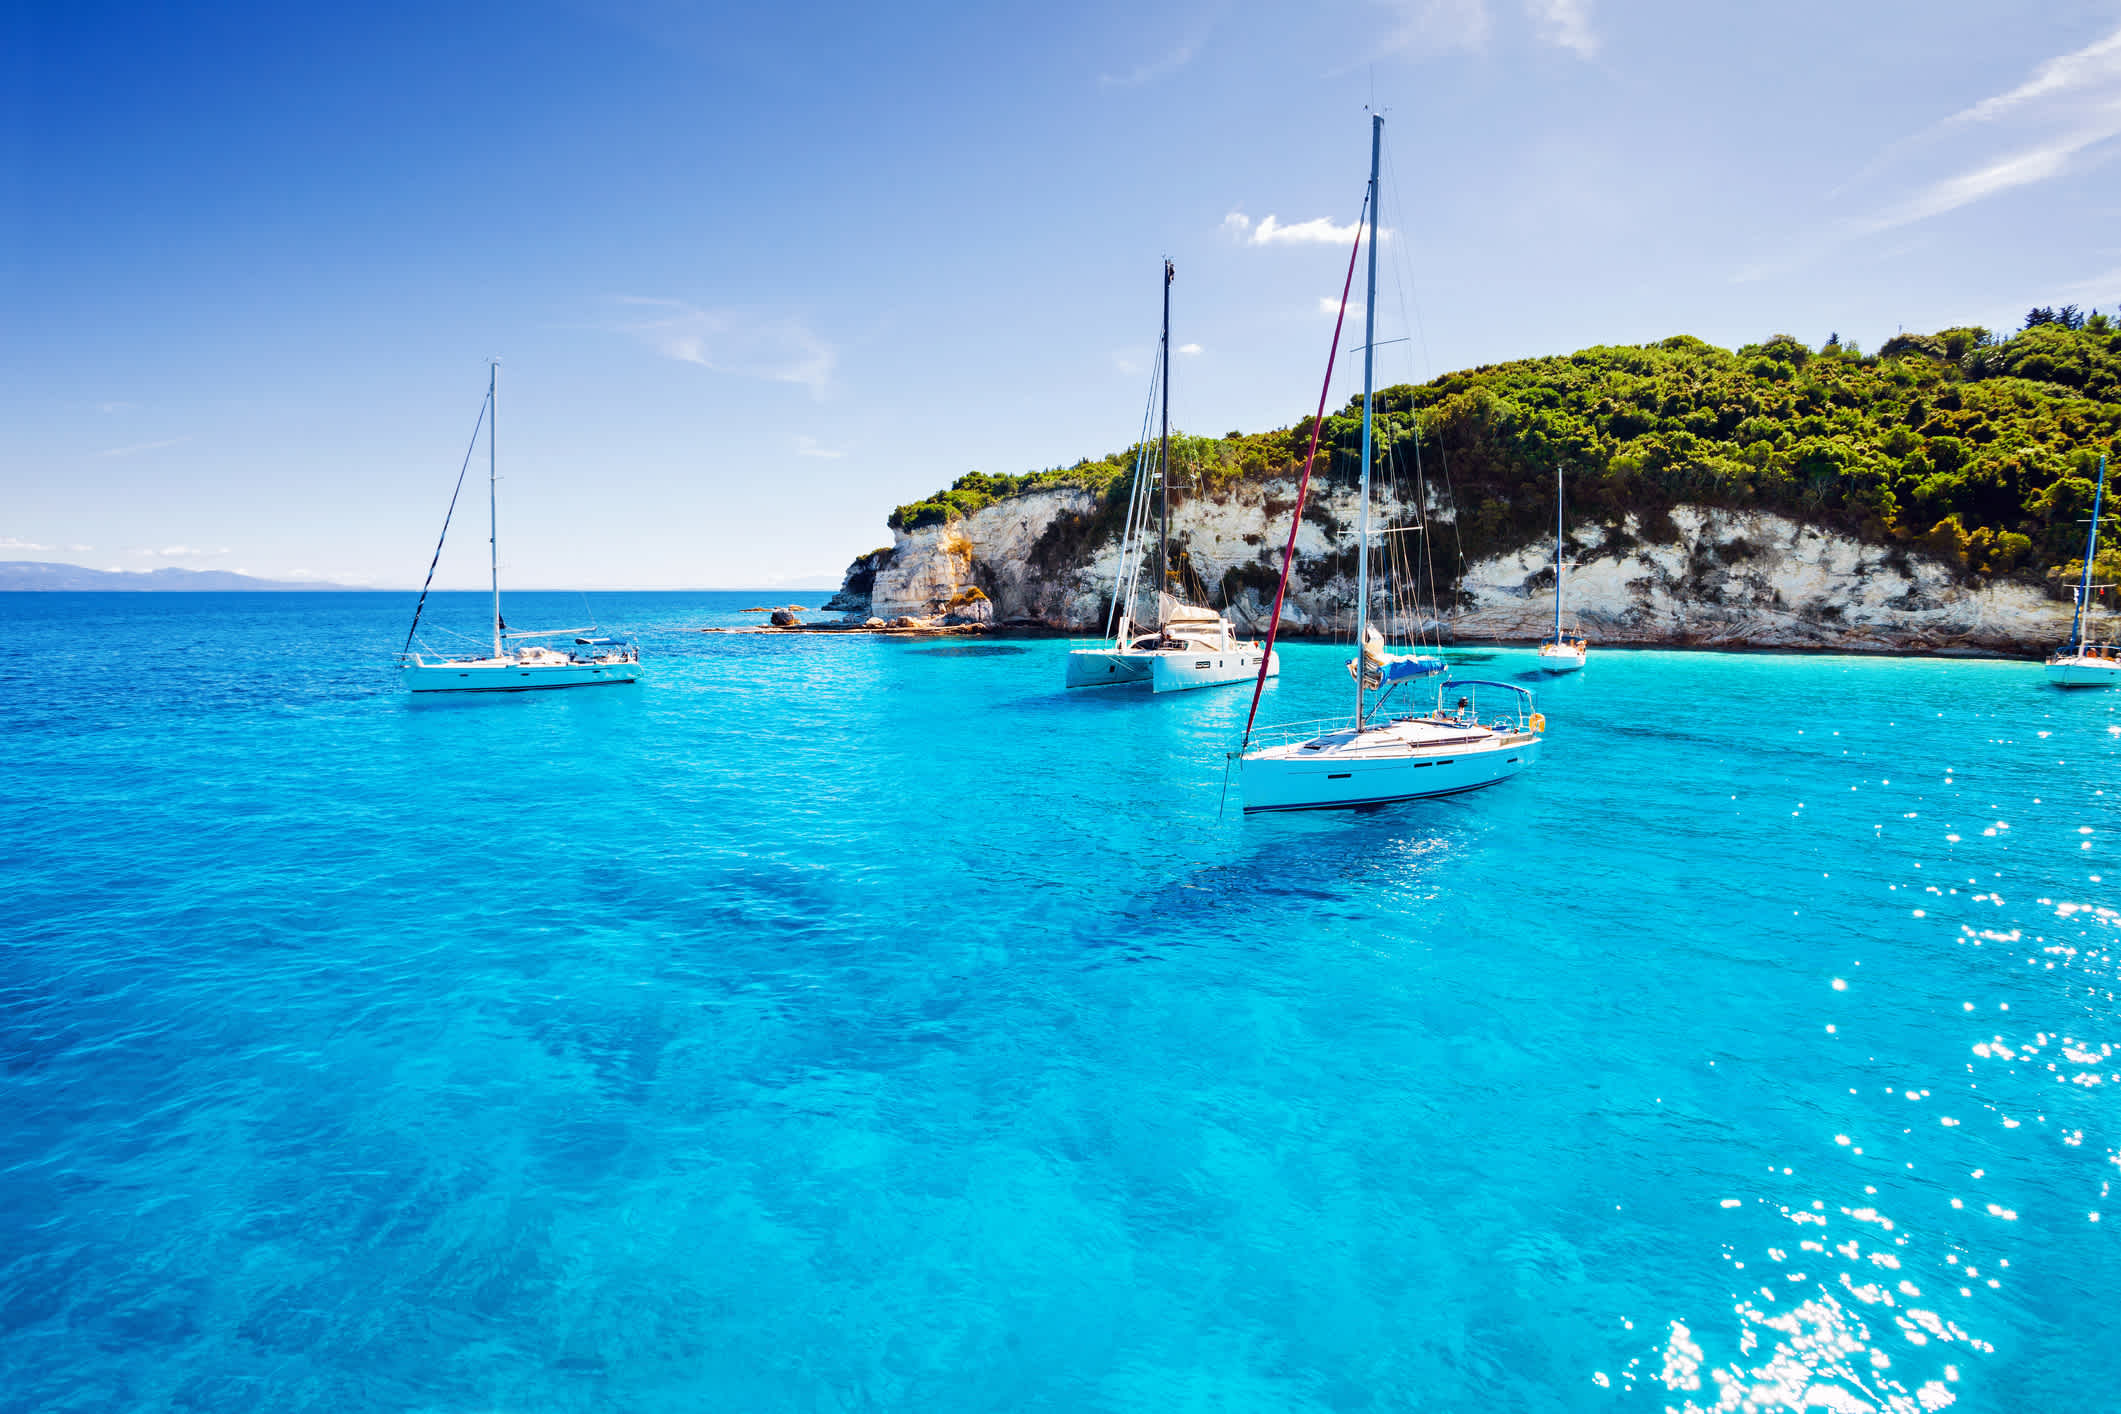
[2,591,2117,1412]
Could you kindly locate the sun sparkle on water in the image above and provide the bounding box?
[0,593,2117,1411]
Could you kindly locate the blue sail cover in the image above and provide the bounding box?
[1380,654,1446,683]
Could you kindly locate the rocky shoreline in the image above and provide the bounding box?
[816,486,2077,658]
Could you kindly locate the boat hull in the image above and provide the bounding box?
[402,660,640,693]
[1149,648,1278,694]
[1065,649,1157,689]
[2046,657,2121,688]
[1242,729,1539,813]
[1536,648,1585,674]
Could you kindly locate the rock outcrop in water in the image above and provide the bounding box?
[827,483,2075,654]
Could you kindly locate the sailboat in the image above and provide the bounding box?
[1237,114,1543,813]
[1064,261,1279,694]
[398,364,641,693]
[2046,451,2121,687]
[1536,465,1587,673]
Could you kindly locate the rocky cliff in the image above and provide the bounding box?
[828,483,2075,654]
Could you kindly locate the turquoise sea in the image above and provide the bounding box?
[2,590,2116,1412]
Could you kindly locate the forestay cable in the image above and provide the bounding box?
[400,391,491,658]
[1237,192,1368,753]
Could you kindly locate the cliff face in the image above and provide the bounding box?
[831,483,2074,654]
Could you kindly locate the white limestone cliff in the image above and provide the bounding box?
[837,484,2072,654]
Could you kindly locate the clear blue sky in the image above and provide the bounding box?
[6,0,2121,588]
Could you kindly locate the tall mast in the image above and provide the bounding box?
[1159,259,1173,610]
[489,361,501,660]
[1354,113,1381,726]
[2071,452,2106,653]
[1554,465,1564,641]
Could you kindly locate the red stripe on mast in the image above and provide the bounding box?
[1239,201,1367,751]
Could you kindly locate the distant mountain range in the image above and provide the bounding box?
[0,561,369,591]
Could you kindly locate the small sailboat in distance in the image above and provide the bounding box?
[1536,465,1587,673]
[2046,450,2121,687]
[1236,114,1543,814]
[398,363,641,693]
[1065,260,1279,694]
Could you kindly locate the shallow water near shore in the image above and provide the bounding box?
[3,590,2117,1412]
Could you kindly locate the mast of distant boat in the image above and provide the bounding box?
[2069,452,2106,656]
[1554,466,1565,643]
[1158,260,1173,610]
[488,360,502,661]
[1354,113,1382,727]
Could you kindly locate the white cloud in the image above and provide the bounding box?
[0,537,50,551]
[1948,27,2121,127]
[1524,0,1597,58]
[795,435,845,459]
[139,545,230,559]
[96,401,134,415]
[1252,213,1362,245]
[1178,343,1203,355]
[1856,129,2112,236]
[1851,26,2121,239]
[97,437,184,458]
[1375,0,1490,56]
[616,297,836,395]
[1319,297,1367,320]
[1100,38,1199,87]
[70,544,92,553]
[1226,211,1388,247]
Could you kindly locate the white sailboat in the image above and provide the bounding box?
[1536,465,1587,673]
[398,364,641,693]
[2047,450,2121,687]
[1237,114,1543,814]
[1065,261,1279,694]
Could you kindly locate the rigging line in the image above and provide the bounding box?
[1238,188,1369,754]
[400,390,491,659]
[1108,349,1166,639]
[1381,131,1462,632]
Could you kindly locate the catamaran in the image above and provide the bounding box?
[1236,114,1543,813]
[1536,465,1588,673]
[398,364,641,693]
[2047,451,2121,687]
[1064,261,1278,694]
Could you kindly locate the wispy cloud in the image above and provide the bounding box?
[1225,212,1374,246]
[1100,38,1200,87]
[1742,25,2121,279]
[1948,27,2121,127]
[136,545,230,559]
[96,401,135,415]
[1524,0,1597,58]
[1178,343,1203,355]
[1374,0,1490,56]
[1854,130,2112,236]
[1854,25,2121,239]
[98,437,184,458]
[615,297,836,395]
[795,434,845,459]
[0,537,51,551]
[1319,297,1367,319]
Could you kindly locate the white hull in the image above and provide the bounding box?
[1150,648,1278,694]
[402,658,640,693]
[2046,655,2121,688]
[1537,645,1586,673]
[1065,648,1157,689]
[1242,718,1540,813]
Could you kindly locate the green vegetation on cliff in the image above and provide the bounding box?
[894,315,2121,585]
